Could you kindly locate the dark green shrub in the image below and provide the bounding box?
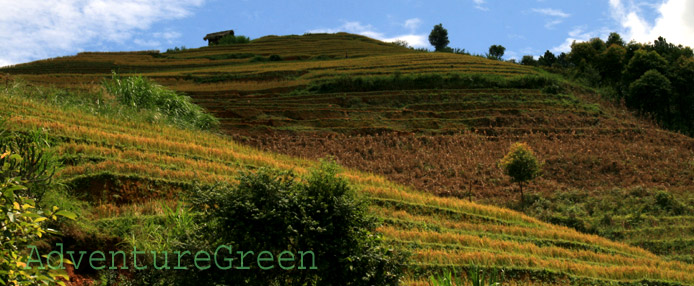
[269,54,282,61]
[185,161,403,285]
[654,191,686,215]
[521,55,538,66]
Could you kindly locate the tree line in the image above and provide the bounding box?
[529,33,694,135]
[426,24,694,136]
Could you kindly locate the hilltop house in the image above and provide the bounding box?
[204,30,235,46]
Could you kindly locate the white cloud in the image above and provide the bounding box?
[308,20,429,48]
[609,0,694,47]
[403,18,422,32]
[154,31,183,42]
[472,0,489,11]
[0,0,204,67]
[134,39,161,47]
[532,8,570,18]
[532,8,570,29]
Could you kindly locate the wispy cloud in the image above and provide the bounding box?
[308,20,429,48]
[532,8,570,18]
[403,18,422,32]
[472,0,489,11]
[0,0,204,66]
[609,0,694,47]
[532,8,570,29]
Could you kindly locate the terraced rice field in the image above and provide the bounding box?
[3,86,694,285]
[3,33,694,281]
[0,33,534,94]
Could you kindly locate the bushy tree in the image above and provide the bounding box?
[569,41,598,66]
[499,143,542,203]
[520,55,537,66]
[538,50,556,67]
[428,24,450,52]
[555,52,571,68]
[671,57,694,130]
[627,69,672,121]
[623,49,669,83]
[606,32,625,47]
[189,162,403,286]
[588,37,607,53]
[488,45,506,60]
[598,44,627,83]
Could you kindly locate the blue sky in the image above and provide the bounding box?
[1,0,693,66]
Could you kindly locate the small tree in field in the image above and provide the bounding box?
[428,24,450,52]
[499,143,541,203]
[488,45,506,60]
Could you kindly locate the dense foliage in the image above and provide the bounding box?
[523,33,694,135]
[487,45,506,61]
[428,24,450,52]
[137,162,404,285]
[0,124,74,285]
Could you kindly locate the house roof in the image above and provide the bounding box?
[204,30,235,41]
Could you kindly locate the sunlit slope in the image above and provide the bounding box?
[0,33,535,95]
[3,91,694,285]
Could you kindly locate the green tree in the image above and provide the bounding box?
[499,143,542,203]
[428,24,450,52]
[627,69,673,122]
[190,162,403,286]
[589,37,607,53]
[623,49,669,83]
[556,52,571,68]
[520,55,537,66]
[538,50,556,67]
[671,56,694,132]
[569,41,598,66]
[606,32,625,47]
[598,44,627,84]
[488,45,506,60]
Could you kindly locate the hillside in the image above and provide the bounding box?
[3,33,694,284]
[3,80,694,285]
